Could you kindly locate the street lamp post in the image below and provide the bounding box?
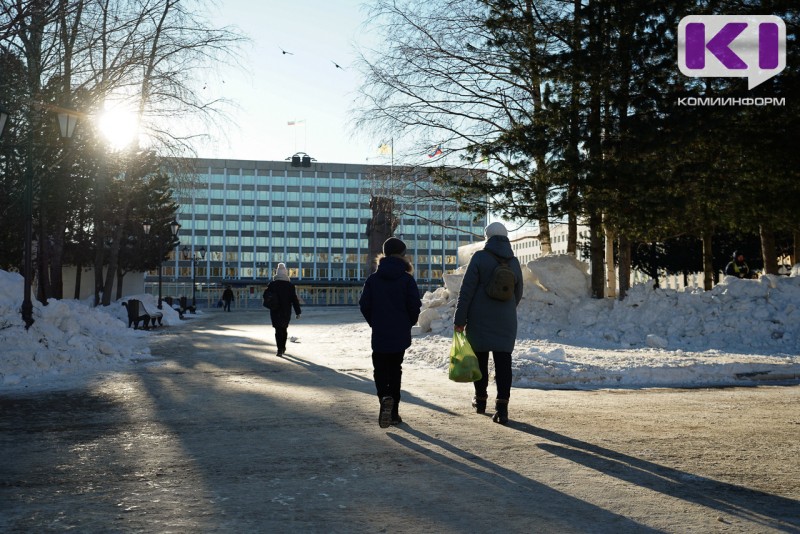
[143,219,181,310]
[182,245,206,308]
[1,105,78,329]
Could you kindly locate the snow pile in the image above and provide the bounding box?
[1,257,798,393]
[404,255,799,389]
[415,254,799,354]
[0,270,158,389]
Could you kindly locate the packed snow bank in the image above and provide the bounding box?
[0,270,155,390]
[1,258,799,393]
[414,255,799,354]
[406,255,799,388]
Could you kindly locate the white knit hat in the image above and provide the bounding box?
[276,263,288,276]
[484,222,508,238]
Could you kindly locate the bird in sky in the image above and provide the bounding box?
[331,60,344,70]
[279,46,294,55]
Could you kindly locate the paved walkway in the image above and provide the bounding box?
[1,308,798,533]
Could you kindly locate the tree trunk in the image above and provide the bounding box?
[537,213,552,255]
[37,215,51,303]
[565,0,581,258]
[589,210,605,298]
[73,261,82,299]
[567,209,578,255]
[587,0,605,299]
[94,242,104,306]
[102,225,125,305]
[604,216,616,298]
[702,230,714,291]
[759,224,777,275]
[618,235,631,300]
[794,230,799,266]
[116,266,125,300]
[650,242,660,289]
[49,227,65,299]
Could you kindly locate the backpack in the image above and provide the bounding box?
[263,287,280,310]
[483,250,516,301]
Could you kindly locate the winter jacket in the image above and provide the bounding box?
[725,260,751,278]
[359,256,422,353]
[265,280,301,329]
[222,288,234,302]
[453,235,523,353]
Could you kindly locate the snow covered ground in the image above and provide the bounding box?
[1,255,798,394]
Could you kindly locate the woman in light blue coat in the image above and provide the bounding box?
[454,222,523,424]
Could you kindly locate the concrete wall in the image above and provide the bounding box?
[60,267,145,301]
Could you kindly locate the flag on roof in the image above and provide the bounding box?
[428,145,443,158]
[378,141,392,155]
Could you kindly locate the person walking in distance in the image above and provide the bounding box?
[264,263,301,357]
[359,237,422,428]
[454,222,523,424]
[222,285,234,312]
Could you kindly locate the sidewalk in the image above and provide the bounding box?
[1,308,798,533]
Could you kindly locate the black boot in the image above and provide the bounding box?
[379,396,394,428]
[390,401,402,425]
[492,399,509,425]
[472,395,488,414]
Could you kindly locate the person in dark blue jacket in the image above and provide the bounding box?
[359,237,422,428]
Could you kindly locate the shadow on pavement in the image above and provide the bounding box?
[389,425,660,532]
[511,422,800,532]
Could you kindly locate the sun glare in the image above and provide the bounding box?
[98,106,139,150]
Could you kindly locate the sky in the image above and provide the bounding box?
[196,0,383,165]
[2,256,798,394]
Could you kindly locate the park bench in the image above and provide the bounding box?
[122,299,163,329]
[180,296,196,315]
[163,296,194,318]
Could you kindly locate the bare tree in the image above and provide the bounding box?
[1,0,246,306]
[353,0,560,252]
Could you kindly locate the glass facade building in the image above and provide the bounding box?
[152,158,486,306]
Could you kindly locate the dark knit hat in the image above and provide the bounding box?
[383,237,407,256]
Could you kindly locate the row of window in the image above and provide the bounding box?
[166,251,459,266]
[181,214,472,230]
[172,235,466,251]
[180,199,474,218]
[183,221,464,235]
[161,265,447,281]
[198,172,444,190]
[201,173,369,187]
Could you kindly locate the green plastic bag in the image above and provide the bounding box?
[448,331,482,382]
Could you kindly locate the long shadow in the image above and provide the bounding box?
[278,352,459,417]
[126,310,473,528]
[390,426,660,532]
[512,422,800,532]
[163,316,458,418]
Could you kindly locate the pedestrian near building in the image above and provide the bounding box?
[222,285,234,311]
[264,263,302,357]
[359,237,422,428]
[454,222,523,425]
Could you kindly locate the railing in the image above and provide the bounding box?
[630,270,723,291]
[144,282,366,308]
